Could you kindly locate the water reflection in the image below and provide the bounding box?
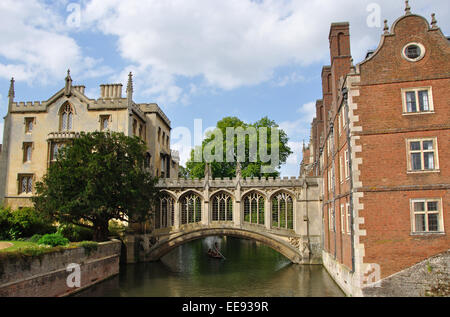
[75,236,344,297]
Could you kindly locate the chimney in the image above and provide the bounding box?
[100,84,123,99]
[73,86,86,95]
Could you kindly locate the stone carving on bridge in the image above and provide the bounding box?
[289,237,301,249]
[139,235,159,253]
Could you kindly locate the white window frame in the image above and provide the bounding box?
[401,87,434,115]
[328,206,334,232]
[344,150,349,180]
[406,138,439,173]
[338,114,341,136]
[340,155,344,184]
[410,198,444,234]
[340,204,345,233]
[341,107,346,129]
[346,203,351,234]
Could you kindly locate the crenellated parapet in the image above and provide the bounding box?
[10,101,47,113]
[157,176,319,189]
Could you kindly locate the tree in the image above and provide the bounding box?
[33,132,159,241]
[185,116,292,179]
[178,165,190,179]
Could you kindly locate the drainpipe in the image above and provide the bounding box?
[343,87,356,273]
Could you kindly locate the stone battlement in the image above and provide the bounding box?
[157,176,319,189]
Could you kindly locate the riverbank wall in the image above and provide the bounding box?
[0,240,121,297]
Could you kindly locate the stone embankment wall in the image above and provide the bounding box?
[362,250,450,297]
[0,240,121,297]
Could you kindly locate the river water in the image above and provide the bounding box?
[75,236,344,297]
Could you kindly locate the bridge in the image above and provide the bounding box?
[124,168,323,265]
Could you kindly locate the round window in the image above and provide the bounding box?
[402,43,425,62]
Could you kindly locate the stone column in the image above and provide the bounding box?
[234,199,241,227]
[265,198,271,230]
[174,200,180,230]
[203,201,210,226]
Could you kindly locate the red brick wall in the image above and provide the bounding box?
[353,14,450,278]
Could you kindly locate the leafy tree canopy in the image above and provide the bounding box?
[185,116,292,179]
[33,132,159,241]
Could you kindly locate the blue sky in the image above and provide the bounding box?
[1,0,449,176]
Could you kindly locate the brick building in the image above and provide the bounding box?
[301,4,449,296]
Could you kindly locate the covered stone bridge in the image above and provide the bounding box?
[125,174,323,265]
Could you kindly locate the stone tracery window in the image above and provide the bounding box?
[271,192,294,230]
[60,104,73,131]
[180,192,202,225]
[212,192,233,222]
[243,192,265,225]
[156,194,175,229]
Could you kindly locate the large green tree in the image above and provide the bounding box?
[33,132,159,241]
[185,116,292,179]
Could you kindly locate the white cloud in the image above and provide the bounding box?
[0,0,112,84]
[81,0,449,104]
[279,101,315,138]
[81,0,450,104]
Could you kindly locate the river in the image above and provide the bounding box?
[75,236,345,297]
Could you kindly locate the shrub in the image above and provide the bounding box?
[29,234,43,243]
[0,207,56,240]
[38,233,69,247]
[57,224,93,242]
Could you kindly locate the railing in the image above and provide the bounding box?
[47,131,81,140]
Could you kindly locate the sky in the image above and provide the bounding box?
[0,0,449,176]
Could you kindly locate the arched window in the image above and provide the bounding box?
[60,104,73,131]
[243,192,265,225]
[212,192,233,222]
[156,194,175,229]
[180,192,202,225]
[271,192,294,230]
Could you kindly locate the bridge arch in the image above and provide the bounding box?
[241,188,267,200]
[159,189,177,201]
[268,188,297,201]
[210,191,234,222]
[145,227,302,264]
[178,189,205,201]
[209,188,236,200]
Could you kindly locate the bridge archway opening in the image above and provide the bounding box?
[147,228,302,264]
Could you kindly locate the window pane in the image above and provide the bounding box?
[423,152,434,170]
[414,201,425,212]
[405,45,421,59]
[422,141,433,150]
[427,201,438,211]
[68,113,73,130]
[62,113,67,130]
[21,178,27,193]
[415,214,426,232]
[406,92,417,112]
[410,141,421,151]
[26,146,32,161]
[27,177,32,193]
[428,214,439,232]
[411,153,422,170]
[418,91,429,111]
[27,121,33,132]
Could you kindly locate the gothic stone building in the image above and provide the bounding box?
[0,72,179,209]
[301,5,449,296]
